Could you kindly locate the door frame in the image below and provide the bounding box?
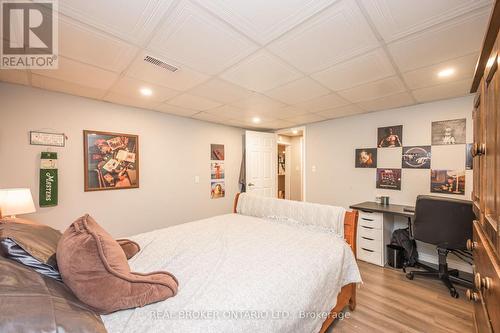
[275,126,306,201]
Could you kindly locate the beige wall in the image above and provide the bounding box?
[0,83,244,237]
[290,136,303,201]
[304,95,474,270]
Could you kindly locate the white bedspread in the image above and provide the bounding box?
[101,214,361,333]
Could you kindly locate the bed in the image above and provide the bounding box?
[102,193,361,333]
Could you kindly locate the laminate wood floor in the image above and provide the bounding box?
[329,261,474,333]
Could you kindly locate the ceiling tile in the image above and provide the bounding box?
[293,92,349,112]
[189,78,252,103]
[193,0,338,45]
[110,76,180,102]
[148,1,258,75]
[126,52,209,91]
[168,93,222,111]
[361,0,492,42]
[402,53,478,89]
[387,9,490,72]
[264,77,330,104]
[266,106,309,119]
[59,17,138,73]
[316,104,365,118]
[152,103,200,116]
[283,113,326,124]
[103,91,163,109]
[0,70,30,85]
[191,111,230,123]
[230,93,286,113]
[337,76,406,103]
[412,78,473,103]
[220,50,302,92]
[206,105,245,119]
[356,92,414,111]
[31,56,119,90]
[259,119,298,130]
[31,74,106,99]
[311,48,395,91]
[268,0,379,73]
[58,0,175,44]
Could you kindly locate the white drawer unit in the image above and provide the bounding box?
[356,210,394,267]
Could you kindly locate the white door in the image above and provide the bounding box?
[245,130,276,197]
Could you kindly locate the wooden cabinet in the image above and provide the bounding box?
[470,1,500,331]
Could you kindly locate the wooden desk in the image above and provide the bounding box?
[350,201,414,267]
[350,201,415,218]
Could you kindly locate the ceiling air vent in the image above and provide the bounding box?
[144,55,178,72]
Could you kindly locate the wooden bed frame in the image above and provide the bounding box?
[233,193,359,333]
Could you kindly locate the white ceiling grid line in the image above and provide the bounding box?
[0,0,493,130]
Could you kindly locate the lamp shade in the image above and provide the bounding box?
[0,188,36,217]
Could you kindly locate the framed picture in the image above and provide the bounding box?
[83,130,139,191]
[402,146,431,169]
[431,118,466,145]
[355,148,377,168]
[376,168,401,190]
[377,125,403,148]
[211,144,225,160]
[466,143,473,170]
[211,180,225,199]
[431,170,465,195]
[211,162,225,180]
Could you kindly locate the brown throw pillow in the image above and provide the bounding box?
[117,238,141,259]
[57,214,178,314]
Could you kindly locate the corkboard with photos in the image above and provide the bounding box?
[355,118,469,195]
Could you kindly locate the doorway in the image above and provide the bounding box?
[275,127,305,201]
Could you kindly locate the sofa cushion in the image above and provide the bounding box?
[0,256,106,333]
[57,214,178,314]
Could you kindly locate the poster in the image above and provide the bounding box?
[355,148,377,168]
[377,125,403,148]
[402,146,431,169]
[430,170,465,195]
[431,119,466,145]
[376,168,402,190]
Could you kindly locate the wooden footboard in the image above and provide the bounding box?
[233,193,359,332]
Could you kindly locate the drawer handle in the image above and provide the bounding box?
[361,226,374,230]
[361,218,374,221]
[466,289,479,302]
[474,273,492,290]
[466,239,477,251]
[362,237,374,241]
[361,248,374,253]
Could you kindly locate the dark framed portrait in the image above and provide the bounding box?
[431,118,466,145]
[430,170,465,195]
[402,146,431,169]
[355,148,377,168]
[211,144,225,160]
[376,168,401,190]
[83,130,139,191]
[377,125,403,148]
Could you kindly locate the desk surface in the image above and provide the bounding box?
[350,201,415,218]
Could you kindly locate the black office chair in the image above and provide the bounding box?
[405,195,473,298]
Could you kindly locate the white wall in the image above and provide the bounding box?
[0,83,244,237]
[305,95,474,271]
[290,136,303,201]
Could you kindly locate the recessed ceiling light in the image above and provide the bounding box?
[437,68,455,78]
[292,129,298,135]
[252,117,261,124]
[140,87,153,96]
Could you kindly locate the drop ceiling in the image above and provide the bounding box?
[0,0,492,130]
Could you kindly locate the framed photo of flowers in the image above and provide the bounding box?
[83,130,139,191]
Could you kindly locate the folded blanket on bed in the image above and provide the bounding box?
[236,193,346,237]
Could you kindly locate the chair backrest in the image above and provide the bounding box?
[413,195,474,250]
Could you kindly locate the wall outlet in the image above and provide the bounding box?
[311,165,317,172]
[194,176,200,184]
